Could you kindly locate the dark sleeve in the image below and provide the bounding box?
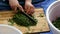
[0,0,11,10]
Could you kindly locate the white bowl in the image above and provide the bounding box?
[46,1,60,34]
[0,24,22,34]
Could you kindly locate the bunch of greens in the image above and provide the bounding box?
[52,17,60,30]
[9,10,37,27]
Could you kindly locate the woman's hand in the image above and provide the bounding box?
[25,1,35,15]
[9,0,24,13]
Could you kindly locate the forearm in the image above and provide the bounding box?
[25,0,32,3]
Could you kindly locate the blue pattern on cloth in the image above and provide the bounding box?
[33,0,56,14]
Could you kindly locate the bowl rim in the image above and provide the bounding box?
[0,24,22,34]
[46,1,60,32]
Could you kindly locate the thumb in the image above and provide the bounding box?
[11,6,17,13]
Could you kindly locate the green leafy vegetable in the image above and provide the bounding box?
[8,19,14,25]
[9,10,37,27]
[52,17,60,30]
[38,13,44,17]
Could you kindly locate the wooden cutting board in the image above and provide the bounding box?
[0,8,50,34]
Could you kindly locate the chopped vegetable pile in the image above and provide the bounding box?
[9,10,37,27]
[52,17,60,30]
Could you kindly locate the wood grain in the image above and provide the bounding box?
[0,8,50,34]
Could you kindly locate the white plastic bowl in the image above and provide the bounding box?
[0,24,22,34]
[46,1,60,34]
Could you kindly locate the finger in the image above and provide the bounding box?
[30,6,35,14]
[25,5,26,11]
[14,7,17,13]
[28,8,31,14]
[26,6,31,14]
[18,5,24,12]
[10,6,17,13]
[11,6,15,10]
[25,6,29,13]
[28,6,33,15]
